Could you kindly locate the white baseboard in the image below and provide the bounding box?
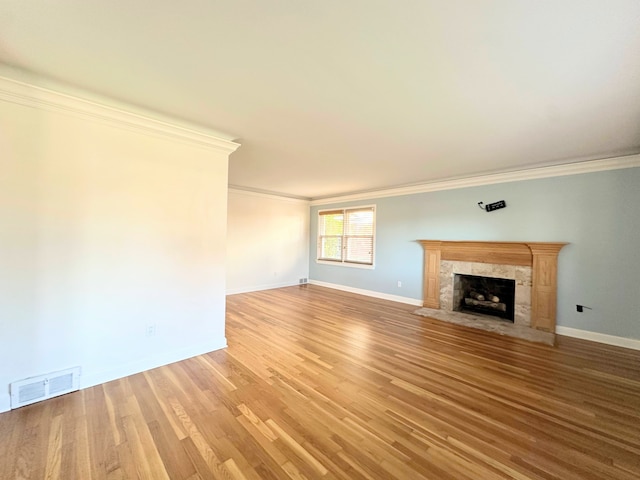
[226,281,302,295]
[556,326,640,351]
[80,339,227,390]
[309,280,423,306]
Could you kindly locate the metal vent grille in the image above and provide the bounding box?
[49,373,74,394]
[18,381,46,404]
[10,367,80,409]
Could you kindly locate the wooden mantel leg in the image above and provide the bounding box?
[530,245,564,332]
[421,241,442,309]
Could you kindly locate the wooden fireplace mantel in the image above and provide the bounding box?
[419,240,568,332]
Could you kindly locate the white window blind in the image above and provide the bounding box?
[318,206,375,266]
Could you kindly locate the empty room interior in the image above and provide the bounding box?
[1,2,639,479]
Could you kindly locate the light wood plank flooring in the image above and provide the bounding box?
[1,284,639,479]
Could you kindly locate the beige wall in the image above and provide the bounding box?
[226,189,309,294]
[0,77,237,411]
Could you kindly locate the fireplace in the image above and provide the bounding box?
[418,240,567,340]
[453,274,516,321]
[440,259,531,326]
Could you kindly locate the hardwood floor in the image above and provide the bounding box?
[1,284,639,479]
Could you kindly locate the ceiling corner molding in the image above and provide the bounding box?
[310,154,640,206]
[228,186,311,204]
[0,75,240,154]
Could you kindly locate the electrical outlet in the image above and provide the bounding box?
[397,281,402,287]
[146,324,156,337]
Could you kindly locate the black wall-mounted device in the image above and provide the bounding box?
[478,200,507,212]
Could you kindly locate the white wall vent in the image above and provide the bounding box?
[10,367,81,409]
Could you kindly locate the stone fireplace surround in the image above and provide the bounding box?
[445,263,525,323]
[417,240,567,344]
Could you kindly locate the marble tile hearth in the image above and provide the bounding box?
[413,307,555,344]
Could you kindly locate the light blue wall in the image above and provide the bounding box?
[309,167,640,339]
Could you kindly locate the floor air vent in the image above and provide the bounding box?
[10,367,80,409]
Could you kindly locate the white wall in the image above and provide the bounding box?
[227,189,309,294]
[0,76,238,412]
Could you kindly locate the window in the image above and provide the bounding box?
[317,206,375,266]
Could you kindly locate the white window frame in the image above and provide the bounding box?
[316,205,376,269]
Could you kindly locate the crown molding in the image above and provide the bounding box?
[310,154,640,206]
[228,186,311,204]
[0,75,240,154]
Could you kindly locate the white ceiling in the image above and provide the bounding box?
[1,1,639,199]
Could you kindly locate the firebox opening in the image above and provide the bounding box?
[453,274,516,322]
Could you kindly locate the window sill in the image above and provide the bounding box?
[316,260,375,270]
